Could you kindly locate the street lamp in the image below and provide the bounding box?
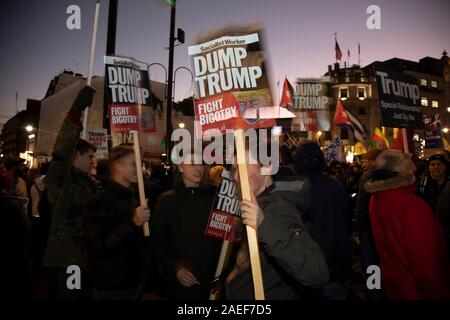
[25,125,34,132]
[443,127,449,133]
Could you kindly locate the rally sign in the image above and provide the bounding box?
[374,66,423,128]
[188,25,276,137]
[424,113,443,148]
[87,129,108,158]
[291,77,331,131]
[104,55,155,133]
[205,170,243,243]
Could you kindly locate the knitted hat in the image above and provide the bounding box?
[293,141,326,174]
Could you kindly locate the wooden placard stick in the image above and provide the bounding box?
[131,130,150,237]
[234,129,265,300]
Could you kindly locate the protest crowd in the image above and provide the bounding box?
[1,85,449,301]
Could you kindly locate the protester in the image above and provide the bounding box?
[225,148,329,300]
[3,157,28,197]
[354,148,385,300]
[418,153,449,212]
[292,141,353,300]
[0,165,32,299]
[366,150,450,300]
[43,85,98,300]
[151,153,221,299]
[84,145,150,300]
[436,182,450,262]
[208,165,225,186]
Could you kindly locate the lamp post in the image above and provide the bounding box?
[166,2,185,161]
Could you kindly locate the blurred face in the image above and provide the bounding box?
[116,153,137,185]
[429,160,446,180]
[233,151,270,196]
[74,149,95,174]
[179,163,204,187]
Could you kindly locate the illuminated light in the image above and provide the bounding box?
[178,122,185,129]
[443,127,449,133]
[25,125,33,132]
[271,126,283,136]
[28,134,35,139]
[161,153,167,157]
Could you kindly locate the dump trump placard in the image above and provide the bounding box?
[188,25,276,137]
[205,170,243,243]
[104,55,155,133]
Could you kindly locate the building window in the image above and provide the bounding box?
[357,87,365,100]
[420,78,428,86]
[358,107,366,115]
[361,77,367,82]
[432,100,439,108]
[431,80,438,88]
[345,77,350,83]
[340,88,348,100]
[340,127,349,140]
[421,97,428,107]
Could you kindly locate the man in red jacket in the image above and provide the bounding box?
[365,150,449,300]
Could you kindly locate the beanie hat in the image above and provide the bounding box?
[293,141,326,174]
[427,154,448,168]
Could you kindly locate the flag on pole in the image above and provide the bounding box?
[372,127,389,149]
[335,39,343,61]
[334,99,368,142]
[354,142,368,155]
[323,137,344,164]
[279,78,294,108]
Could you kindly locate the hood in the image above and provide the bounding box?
[365,172,415,194]
[270,175,310,214]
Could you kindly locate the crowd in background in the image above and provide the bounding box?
[1,86,450,300]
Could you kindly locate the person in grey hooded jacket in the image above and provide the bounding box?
[225,149,329,300]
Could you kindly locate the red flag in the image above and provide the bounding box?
[334,99,368,142]
[334,99,348,125]
[279,78,294,108]
[335,40,342,61]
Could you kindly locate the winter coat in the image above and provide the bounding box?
[151,182,222,299]
[306,173,353,283]
[0,194,32,299]
[355,169,381,268]
[436,182,450,261]
[84,182,148,291]
[366,174,450,300]
[418,176,449,212]
[44,114,98,268]
[225,176,329,300]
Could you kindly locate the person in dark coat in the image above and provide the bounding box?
[418,154,449,212]
[225,149,329,300]
[366,150,450,300]
[84,145,150,300]
[437,181,450,261]
[354,148,385,300]
[0,166,32,299]
[292,141,353,300]
[43,86,98,300]
[151,153,222,299]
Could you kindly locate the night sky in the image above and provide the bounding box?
[1,0,449,126]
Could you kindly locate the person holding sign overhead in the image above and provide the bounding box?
[151,152,221,299]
